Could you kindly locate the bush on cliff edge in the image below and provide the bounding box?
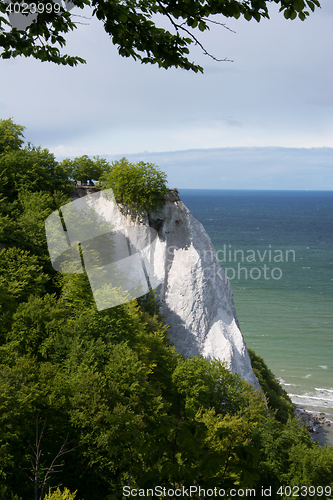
[98,157,168,213]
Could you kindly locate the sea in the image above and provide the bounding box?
[178,189,333,446]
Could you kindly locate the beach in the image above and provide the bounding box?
[295,406,333,446]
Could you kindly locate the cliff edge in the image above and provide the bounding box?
[65,187,260,389]
[149,191,260,389]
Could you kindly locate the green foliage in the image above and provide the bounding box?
[44,488,79,500]
[99,157,168,213]
[0,119,73,303]
[0,0,321,72]
[248,348,295,423]
[196,408,260,488]
[0,144,71,203]
[0,247,48,303]
[0,118,25,155]
[4,294,69,360]
[16,190,55,253]
[250,415,333,497]
[287,441,333,490]
[0,485,22,500]
[59,155,108,185]
[1,120,332,500]
[137,287,163,317]
[58,271,96,310]
[0,357,74,498]
[172,356,267,421]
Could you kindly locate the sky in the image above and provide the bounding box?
[1,0,332,189]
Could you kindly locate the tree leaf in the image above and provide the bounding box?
[293,0,305,12]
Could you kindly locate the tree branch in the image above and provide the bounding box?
[27,415,75,500]
[156,0,233,62]
[178,21,233,62]
[40,435,75,500]
[202,17,236,33]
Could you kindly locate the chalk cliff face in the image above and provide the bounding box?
[148,193,260,389]
[66,188,260,389]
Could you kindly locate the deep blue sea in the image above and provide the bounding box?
[179,189,333,445]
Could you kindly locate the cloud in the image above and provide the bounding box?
[1,0,332,157]
[90,147,333,190]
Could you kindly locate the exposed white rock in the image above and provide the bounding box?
[148,195,260,389]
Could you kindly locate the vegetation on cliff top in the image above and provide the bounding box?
[99,157,168,213]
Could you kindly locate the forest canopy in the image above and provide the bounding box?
[0,0,321,72]
[0,119,332,499]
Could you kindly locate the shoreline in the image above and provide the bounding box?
[294,406,333,447]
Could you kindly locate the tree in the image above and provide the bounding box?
[99,157,168,213]
[0,0,321,72]
[0,145,71,203]
[250,415,333,497]
[59,155,106,185]
[248,348,295,424]
[28,416,74,500]
[0,118,25,155]
[0,246,49,339]
[0,357,75,499]
[0,247,48,304]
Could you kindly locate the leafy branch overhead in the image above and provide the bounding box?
[0,0,321,72]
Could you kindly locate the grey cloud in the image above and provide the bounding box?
[95,147,333,190]
[1,0,332,156]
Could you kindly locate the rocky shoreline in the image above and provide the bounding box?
[295,406,332,446]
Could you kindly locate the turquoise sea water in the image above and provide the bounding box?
[179,189,333,445]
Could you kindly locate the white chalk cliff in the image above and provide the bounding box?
[62,188,260,389]
[148,191,260,389]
